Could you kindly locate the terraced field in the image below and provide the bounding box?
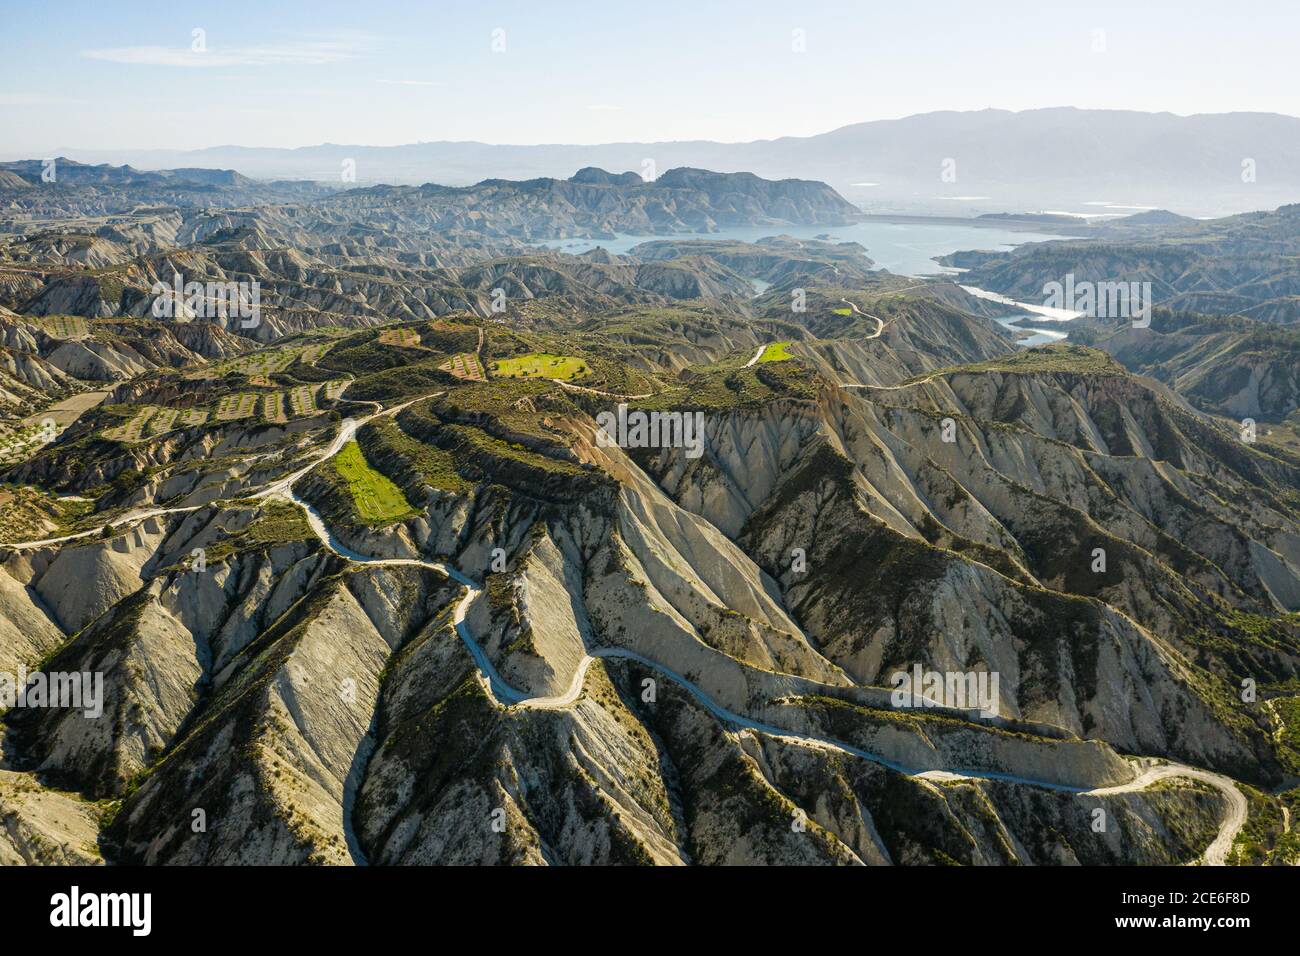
[101,403,211,443]
[145,407,179,436]
[377,328,423,347]
[215,393,258,422]
[439,351,486,381]
[187,341,330,381]
[30,315,89,338]
[0,422,55,464]
[288,384,318,417]
[262,392,288,424]
[94,380,342,445]
[299,342,332,365]
[101,405,156,442]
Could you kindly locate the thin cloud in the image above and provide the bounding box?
[378,79,445,87]
[81,36,369,68]
[587,104,623,111]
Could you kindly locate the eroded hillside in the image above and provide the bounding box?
[3,169,1299,866]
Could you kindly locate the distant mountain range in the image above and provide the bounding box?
[27,108,1300,218]
[317,166,865,239]
[0,161,862,242]
[0,158,335,216]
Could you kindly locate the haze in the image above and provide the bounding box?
[2,0,1298,154]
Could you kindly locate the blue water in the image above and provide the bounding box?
[993,317,1069,347]
[533,220,1072,278]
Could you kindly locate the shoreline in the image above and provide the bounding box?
[856,212,1093,236]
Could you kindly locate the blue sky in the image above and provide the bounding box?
[1,0,1297,152]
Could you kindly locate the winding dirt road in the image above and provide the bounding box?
[4,392,442,552]
[1087,763,1247,866]
[840,297,886,339]
[276,434,1248,865]
[4,384,1248,865]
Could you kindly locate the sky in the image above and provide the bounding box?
[1,0,1297,154]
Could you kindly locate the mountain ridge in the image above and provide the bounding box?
[33,107,1300,218]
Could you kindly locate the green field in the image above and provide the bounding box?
[490,352,589,381]
[333,440,416,523]
[758,341,794,363]
[831,307,853,316]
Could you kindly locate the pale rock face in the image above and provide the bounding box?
[25,582,203,795]
[105,564,454,864]
[0,567,64,673]
[411,493,474,556]
[204,550,331,677]
[647,400,823,538]
[0,770,103,865]
[26,522,167,632]
[44,339,150,380]
[0,347,72,394]
[487,528,592,699]
[578,430,848,686]
[628,377,1291,782]
[0,294,1285,867]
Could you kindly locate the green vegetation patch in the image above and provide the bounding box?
[638,359,820,413]
[0,484,94,545]
[490,352,590,381]
[1228,784,1286,865]
[317,331,443,377]
[359,418,473,495]
[907,343,1126,384]
[343,358,452,403]
[757,341,794,363]
[29,315,89,339]
[204,500,315,564]
[332,440,418,523]
[424,379,578,453]
[397,389,604,500]
[1272,695,1300,775]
